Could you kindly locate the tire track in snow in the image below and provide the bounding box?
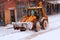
[20,26,60,40]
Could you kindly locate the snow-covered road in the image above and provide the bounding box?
[31,27,60,40]
[0,14,60,40]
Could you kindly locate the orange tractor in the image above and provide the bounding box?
[13,2,48,32]
[13,7,48,32]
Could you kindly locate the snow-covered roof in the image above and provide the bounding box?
[47,1,60,4]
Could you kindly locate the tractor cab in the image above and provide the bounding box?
[27,7,43,20]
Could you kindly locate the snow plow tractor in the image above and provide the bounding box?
[13,7,48,32]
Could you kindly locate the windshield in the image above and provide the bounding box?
[27,8,42,19]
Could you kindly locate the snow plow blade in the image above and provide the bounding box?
[12,22,33,31]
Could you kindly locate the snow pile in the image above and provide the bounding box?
[5,24,13,29]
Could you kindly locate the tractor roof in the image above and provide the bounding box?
[28,7,42,10]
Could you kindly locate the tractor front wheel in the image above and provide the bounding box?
[33,21,41,32]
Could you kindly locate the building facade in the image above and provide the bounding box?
[0,0,17,26]
[46,1,60,15]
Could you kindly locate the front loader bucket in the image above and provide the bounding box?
[12,22,33,30]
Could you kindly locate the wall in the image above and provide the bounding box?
[4,0,17,25]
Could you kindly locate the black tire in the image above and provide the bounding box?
[41,19,47,30]
[33,21,38,32]
[20,27,26,31]
[13,25,17,30]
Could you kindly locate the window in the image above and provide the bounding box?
[27,8,42,19]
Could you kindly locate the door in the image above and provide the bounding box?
[0,12,5,26]
[10,10,15,22]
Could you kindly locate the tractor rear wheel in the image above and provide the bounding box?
[41,19,47,30]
